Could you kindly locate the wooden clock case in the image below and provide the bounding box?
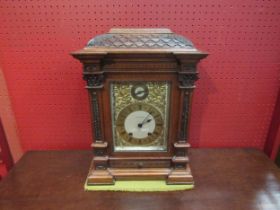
[71,28,208,185]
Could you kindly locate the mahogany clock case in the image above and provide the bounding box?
[71,28,208,185]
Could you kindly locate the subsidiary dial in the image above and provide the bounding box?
[131,83,149,100]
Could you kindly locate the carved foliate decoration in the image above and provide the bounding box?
[83,74,104,88]
[178,73,199,88]
[87,33,194,49]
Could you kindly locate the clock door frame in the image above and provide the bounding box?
[103,73,179,158]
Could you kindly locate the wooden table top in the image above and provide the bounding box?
[0,149,280,210]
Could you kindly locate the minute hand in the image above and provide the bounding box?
[138,113,152,128]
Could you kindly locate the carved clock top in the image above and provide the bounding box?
[71,28,208,57]
[86,28,195,50]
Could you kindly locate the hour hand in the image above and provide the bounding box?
[138,118,152,128]
[145,119,152,123]
[135,90,145,96]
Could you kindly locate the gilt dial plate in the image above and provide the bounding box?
[110,81,170,152]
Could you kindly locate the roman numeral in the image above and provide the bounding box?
[120,130,126,135]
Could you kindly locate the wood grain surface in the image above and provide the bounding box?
[0,149,280,210]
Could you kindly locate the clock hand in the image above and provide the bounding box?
[135,90,145,96]
[138,113,152,128]
[138,120,152,128]
[141,118,153,127]
[145,119,152,124]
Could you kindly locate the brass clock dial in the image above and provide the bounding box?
[111,81,170,152]
[116,103,163,146]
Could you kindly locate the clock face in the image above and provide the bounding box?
[116,103,164,145]
[110,81,170,152]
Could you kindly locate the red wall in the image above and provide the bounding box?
[0,0,279,151]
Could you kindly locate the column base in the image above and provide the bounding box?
[167,164,194,185]
[86,169,115,185]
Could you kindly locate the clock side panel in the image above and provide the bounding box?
[102,72,180,158]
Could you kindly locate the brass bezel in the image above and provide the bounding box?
[115,102,164,146]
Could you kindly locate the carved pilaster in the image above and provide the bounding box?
[82,63,105,142]
[83,64,111,182]
[90,91,103,141]
[170,63,200,174]
[83,70,105,143]
[83,66,105,143]
[177,71,199,142]
[179,91,190,141]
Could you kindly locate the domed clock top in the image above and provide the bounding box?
[72,28,207,56]
[86,28,195,49]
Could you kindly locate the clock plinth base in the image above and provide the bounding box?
[87,167,193,185]
[167,165,194,185]
[87,169,115,185]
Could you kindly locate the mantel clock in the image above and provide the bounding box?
[71,28,208,185]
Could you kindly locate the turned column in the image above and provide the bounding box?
[82,59,114,185]
[167,56,200,184]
